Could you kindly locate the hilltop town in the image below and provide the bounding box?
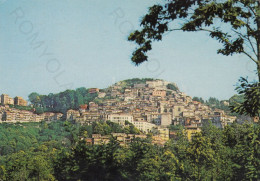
[67,79,238,141]
[0,79,238,142]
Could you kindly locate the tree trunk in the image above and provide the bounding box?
[257,1,260,82]
[258,63,260,82]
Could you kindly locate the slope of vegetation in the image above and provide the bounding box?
[0,121,259,181]
[117,78,156,88]
[192,95,245,116]
[28,88,98,113]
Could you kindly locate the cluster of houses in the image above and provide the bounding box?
[66,79,237,140]
[0,79,238,141]
[0,94,63,123]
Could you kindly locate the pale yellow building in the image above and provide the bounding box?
[129,120,156,133]
[185,126,201,140]
[157,127,169,141]
[14,96,27,106]
[1,94,14,105]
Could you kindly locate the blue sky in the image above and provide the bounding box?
[0,0,257,100]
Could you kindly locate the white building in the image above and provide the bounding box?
[129,120,156,133]
[107,114,133,125]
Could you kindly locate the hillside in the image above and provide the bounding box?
[1,79,259,181]
[26,78,235,117]
[1,78,245,125]
[28,78,180,113]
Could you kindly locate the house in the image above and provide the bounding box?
[107,113,133,125]
[92,134,110,145]
[81,111,103,123]
[89,88,99,94]
[160,113,172,126]
[185,126,201,140]
[66,109,80,121]
[14,96,27,106]
[172,105,185,117]
[89,102,99,111]
[79,104,88,112]
[152,90,166,97]
[254,116,259,123]
[85,138,93,145]
[129,120,156,133]
[1,94,14,105]
[98,92,106,98]
[146,80,169,89]
[112,133,127,146]
[157,127,169,141]
[134,84,146,88]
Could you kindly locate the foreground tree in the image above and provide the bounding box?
[230,77,260,117]
[128,0,260,79]
[129,0,260,116]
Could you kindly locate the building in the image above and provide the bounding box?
[157,127,169,141]
[129,120,156,133]
[66,109,80,121]
[1,94,14,105]
[92,134,110,145]
[172,105,185,117]
[89,88,99,94]
[98,92,106,98]
[134,84,146,88]
[112,133,127,146]
[152,90,166,97]
[79,104,88,113]
[254,116,259,123]
[185,126,201,140]
[160,113,172,126]
[14,96,27,106]
[146,80,169,89]
[89,102,99,111]
[81,111,103,123]
[107,114,133,125]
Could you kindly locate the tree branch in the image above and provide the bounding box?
[242,51,258,64]
[231,28,257,57]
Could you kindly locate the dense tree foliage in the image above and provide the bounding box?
[0,121,73,156]
[167,83,179,91]
[28,88,98,113]
[0,121,260,180]
[192,97,205,103]
[118,78,155,87]
[230,77,260,117]
[52,122,260,181]
[91,120,140,135]
[192,96,237,115]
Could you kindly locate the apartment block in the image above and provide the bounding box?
[1,94,14,105]
[107,114,133,125]
[14,96,27,106]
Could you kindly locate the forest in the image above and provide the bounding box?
[28,88,98,114]
[0,120,259,181]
